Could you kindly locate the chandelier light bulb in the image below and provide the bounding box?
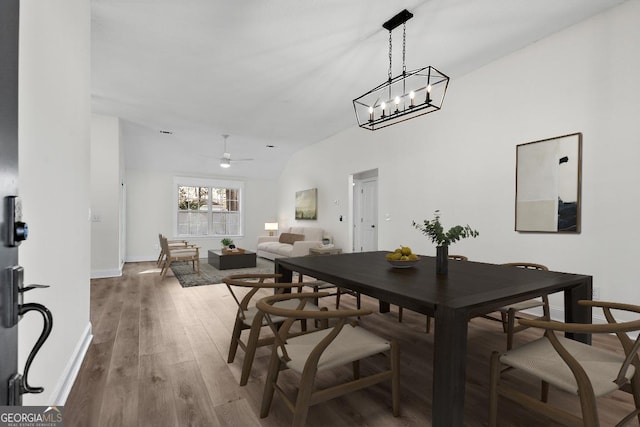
[409,90,415,107]
[368,106,374,121]
[380,101,386,117]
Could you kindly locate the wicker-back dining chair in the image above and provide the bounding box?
[489,300,640,426]
[257,292,399,427]
[223,273,319,386]
[491,262,550,349]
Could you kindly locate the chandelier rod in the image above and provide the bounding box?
[402,22,407,75]
[388,30,393,82]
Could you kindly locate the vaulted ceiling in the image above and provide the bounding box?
[91,0,626,179]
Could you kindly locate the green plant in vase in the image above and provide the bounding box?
[221,238,234,248]
[412,210,479,275]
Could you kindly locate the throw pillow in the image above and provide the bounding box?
[279,233,305,245]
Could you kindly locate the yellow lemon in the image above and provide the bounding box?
[391,252,402,260]
[408,254,418,260]
[401,246,412,256]
[394,248,402,254]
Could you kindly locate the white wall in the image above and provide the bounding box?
[126,168,278,261]
[277,1,640,321]
[18,0,92,405]
[91,114,123,277]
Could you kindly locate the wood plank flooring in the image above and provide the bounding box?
[64,261,637,426]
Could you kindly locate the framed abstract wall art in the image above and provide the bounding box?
[295,188,317,220]
[515,133,582,233]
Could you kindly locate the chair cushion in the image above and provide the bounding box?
[303,281,336,291]
[280,324,391,374]
[279,233,305,245]
[171,249,198,257]
[242,298,319,326]
[167,242,187,247]
[500,335,635,397]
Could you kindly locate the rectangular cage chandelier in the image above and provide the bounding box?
[353,9,449,131]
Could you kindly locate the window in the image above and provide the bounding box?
[174,177,244,237]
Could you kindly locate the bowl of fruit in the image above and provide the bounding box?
[385,246,420,268]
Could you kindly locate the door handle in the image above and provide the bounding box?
[18,302,53,394]
[21,284,49,293]
[4,274,53,403]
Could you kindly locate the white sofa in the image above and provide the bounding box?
[256,226,325,260]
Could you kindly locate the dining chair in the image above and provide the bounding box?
[489,262,550,349]
[223,273,319,386]
[294,272,361,310]
[257,292,400,427]
[398,254,469,333]
[158,235,200,279]
[489,300,640,427]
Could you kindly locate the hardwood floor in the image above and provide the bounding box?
[64,261,637,426]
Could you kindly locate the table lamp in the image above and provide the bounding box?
[265,222,278,236]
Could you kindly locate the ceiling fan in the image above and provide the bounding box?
[219,134,253,168]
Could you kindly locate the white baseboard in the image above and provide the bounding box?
[91,267,122,279]
[125,255,156,263]
[50,322,93,406]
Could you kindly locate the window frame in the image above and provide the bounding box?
[173,176,245,238]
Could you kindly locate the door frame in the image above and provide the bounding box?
[350,169,379,252]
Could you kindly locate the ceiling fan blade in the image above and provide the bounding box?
[217,134,254,166]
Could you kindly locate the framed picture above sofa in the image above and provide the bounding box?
[295,188,317,220]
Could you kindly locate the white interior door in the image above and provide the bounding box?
[353,176,378,252]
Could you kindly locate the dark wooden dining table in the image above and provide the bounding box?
[274,251,592,427]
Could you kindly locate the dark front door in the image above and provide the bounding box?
[0,0,21,406]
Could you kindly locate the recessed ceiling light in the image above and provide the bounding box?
[266,145,276,148]
[159,130,173,135]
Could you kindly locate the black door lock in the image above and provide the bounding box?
[5,196,28,247]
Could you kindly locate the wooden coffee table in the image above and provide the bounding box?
[208,249,256,270]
